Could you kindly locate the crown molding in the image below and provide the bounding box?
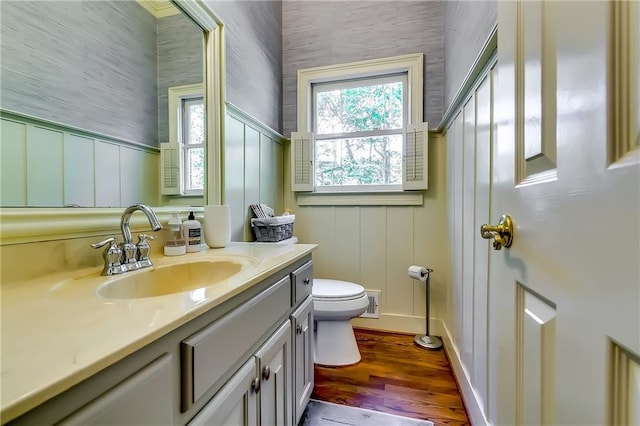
[136,0,181,18]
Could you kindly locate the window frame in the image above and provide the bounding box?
[168,83,204,196]
[296,53,424,200]
[180,96,205,195]
[311,73,408,192]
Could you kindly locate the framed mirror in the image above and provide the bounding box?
[0,0,224,244]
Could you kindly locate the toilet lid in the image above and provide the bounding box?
[313,279,366,301]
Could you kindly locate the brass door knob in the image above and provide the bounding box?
[480,214,514,250]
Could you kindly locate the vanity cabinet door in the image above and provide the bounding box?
[188,357,258,426]
[255,321,293,426]
[291,296,314,424]
[57,354,174,425]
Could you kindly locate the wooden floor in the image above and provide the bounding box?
[312,328,470,425]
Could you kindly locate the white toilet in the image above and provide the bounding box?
[313,279,369,366]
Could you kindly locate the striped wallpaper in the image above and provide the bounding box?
[0,1,158,146]
[282,1,444,136]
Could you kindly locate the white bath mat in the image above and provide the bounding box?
[298,399,434,426]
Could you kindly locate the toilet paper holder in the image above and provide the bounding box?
[409,266,442,350]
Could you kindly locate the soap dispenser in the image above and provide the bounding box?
[164,213,186,256]
[182,211,202,253]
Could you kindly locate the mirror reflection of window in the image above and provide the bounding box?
[181,97,205,194]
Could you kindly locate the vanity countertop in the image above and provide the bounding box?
[0,242,316,423]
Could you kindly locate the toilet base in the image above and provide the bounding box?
[314,320,361,366]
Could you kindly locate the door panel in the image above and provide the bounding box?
[520,0,557,179]
[493,1,640,424]
[519,284,557,425]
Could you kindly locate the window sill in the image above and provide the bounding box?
[296,191,423,206]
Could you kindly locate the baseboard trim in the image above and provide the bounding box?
[439,320,491,426]
[351,313,444,336]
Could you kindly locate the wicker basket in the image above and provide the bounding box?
[251,215,295,242]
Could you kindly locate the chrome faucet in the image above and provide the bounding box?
[120,204,163,271]
[92,204,163,275]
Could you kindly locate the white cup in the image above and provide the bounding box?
[203,205,231,248]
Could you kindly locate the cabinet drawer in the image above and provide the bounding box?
[181,276,291,410]
[291,261,313,305]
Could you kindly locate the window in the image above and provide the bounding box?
[293,53,428,201]
[163,83,205,196]
[312,74,407,191]
[180,97,205,194]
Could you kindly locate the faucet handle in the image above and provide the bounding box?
[136,234,156,269]
[91,237,124,276]
[137,233,156,243]
[91,237,117,249]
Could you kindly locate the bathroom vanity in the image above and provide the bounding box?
[1,243,316,425]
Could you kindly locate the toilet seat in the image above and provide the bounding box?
[313,279,366,301]
[312,279,369,323]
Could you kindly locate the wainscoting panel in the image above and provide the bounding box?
[461,96,476,374]
[450,112,465,352]
[224,115,246,242]
[64,134,95,207]
[443,61,496,424]
[243,125,261,240]
[120,145,159,207]
[359,207,387,311]
[472,72,493,412]
[95,141,122,208]
[1,119,27,206]
[259,135,278,214]
[385,207,415,315]
[333,207,361,285]
[223,105,286,242]
[26,126,63,207]
[1,114,160,208]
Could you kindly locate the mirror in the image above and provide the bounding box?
[0,0,208,208]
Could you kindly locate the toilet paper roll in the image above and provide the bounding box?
[408,265,429,282]
[204,205,231,248]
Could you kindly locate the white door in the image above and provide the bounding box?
[490,1,640,425]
